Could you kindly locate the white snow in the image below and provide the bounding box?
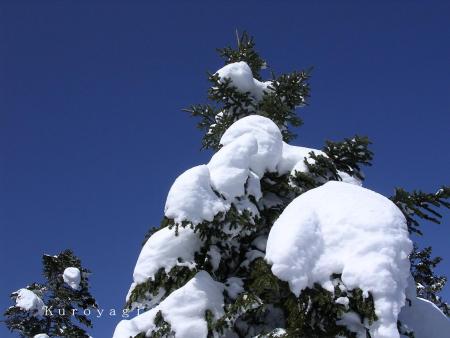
[247,171,262,200]
[63,267,81,290]
[165,115,343,228]
[15,288,44,316]
[398,276,450,338]
[335,297,350,307]
[33,335,50,338]
[225,277,244,299]
[114,271,224,338]
[133,226,202,284]
[252,236,267,252]
[339,171,363,186]
[208,133,258,199]
[165,165,230,225]
[207,245,222,271]
[266,181,413,338]
[276,142,325,175]
[215,61,271,101]
[254,328,287,337]
[220,115,283,177]
[338,311,368,337]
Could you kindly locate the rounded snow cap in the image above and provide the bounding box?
[165,165,229,225]
[15,288,45,316]
[266,181,413,338]
[63,267,81,290]
[216,61,255,94]
[220,115,283,177]
[215,61,272,101]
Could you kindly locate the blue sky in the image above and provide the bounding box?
[1,1,449,337]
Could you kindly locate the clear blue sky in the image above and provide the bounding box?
[1,1,449,337]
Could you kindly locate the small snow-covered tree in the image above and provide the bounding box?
[3,250,97,338]
[114,32,449,338]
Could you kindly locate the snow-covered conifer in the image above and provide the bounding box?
[115,32,449,338]
[4,250,97,337]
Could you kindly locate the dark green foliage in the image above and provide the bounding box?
[148,311,175,337]
[323,135,373,180]
[3,250,97,338]
[284,286,354,338]
[288,137,373,196]
[126,266,197,311]
[390,186,450,235]
[213,292,264,336]
[410,245,449,315]
[304,153,341,182]
[258,71,311,142]
[390,186,450,313]
[347,288,377,326]
[209,259,377,338]
[217,31,266,80]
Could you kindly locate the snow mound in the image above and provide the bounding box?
[208,133,258,199]
[220,115,283,177]
[133,226,202,284]
[398,276,450,338]
[266,181,412,338]
[15,289,45,316]
[114,271,224,338]
[276,142,325,175]
[165,165,230,225]
[216,61,271,101]
[339,171,363,186]
[63,267,81,290]
[33,335,50,338]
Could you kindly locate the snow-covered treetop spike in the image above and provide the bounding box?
[185,32,310,150]
[217,31,266,80]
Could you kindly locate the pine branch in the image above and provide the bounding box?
[410,244,449,316]
[390,186,450,235]
[323,135,373,180]
[217,31,266,80]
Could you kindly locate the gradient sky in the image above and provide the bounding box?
[1,1,449,337]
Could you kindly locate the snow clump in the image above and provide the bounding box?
[113,271,224,338]
[164,115,284,225]
[215,61,272,101]
[15,288,45,316]
[164,165,230,225]
[266,181,413,338]
[133,226,202,285]
[220,115,283,177]
[63,267,81,290]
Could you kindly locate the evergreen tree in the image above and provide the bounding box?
[3,250,97,338]
[116,32,449,338]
